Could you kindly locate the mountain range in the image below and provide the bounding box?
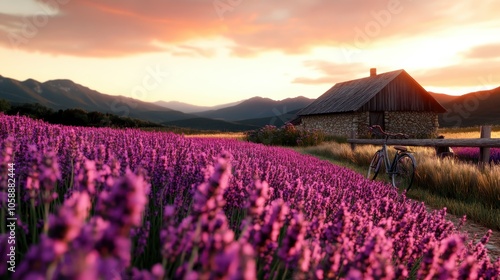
[0,75,312,131]
[0,75,498,130]
[154,100,242,113]
[429,87,500,127]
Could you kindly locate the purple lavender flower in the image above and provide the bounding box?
[0,234,10,276]
[0,137,14,191]
[14,236,58,280]
[48,191,91,253]
[96,169,149,229]
[95,233,132,278]
[247,178,271,222]
[132,220,150,256]
[39,151,61,204]
[278,211,307,266]
[75,159,97,194]
[129,263,165,280]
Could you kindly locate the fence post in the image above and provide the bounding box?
[350,129,356,151]
[479,126,491,167]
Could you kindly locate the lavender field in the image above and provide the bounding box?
[0,114,499,279]
[454,147,500,164]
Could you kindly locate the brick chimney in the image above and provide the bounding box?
[370,68,377,77]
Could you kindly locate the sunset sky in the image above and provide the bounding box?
[1,0,499,106]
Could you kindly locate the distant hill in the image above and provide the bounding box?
[236,108,302,127]
[429,87,500,127]
[154,100,242,113]
[428,92,460,105]
[194,96,314,121]
[0,75,197,123]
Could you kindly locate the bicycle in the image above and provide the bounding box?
[367,125,417,192]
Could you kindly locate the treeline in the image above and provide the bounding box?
[0,99,160,128]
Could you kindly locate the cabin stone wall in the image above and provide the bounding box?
[300,112,369,138]
[384,111,439,138]
[300,111,439,138]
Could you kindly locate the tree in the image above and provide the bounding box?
[62,108,89,126]
[0,99,11,112]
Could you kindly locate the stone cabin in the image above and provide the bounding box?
[297,69,447,138]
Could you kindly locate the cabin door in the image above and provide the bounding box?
[369,111,385,130]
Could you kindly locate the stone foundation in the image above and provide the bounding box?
[385,111,439,138]
[300,111,439,139]
[300,112,368,138]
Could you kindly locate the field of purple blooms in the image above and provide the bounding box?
[453,147,500,164]
[0,114,499,279]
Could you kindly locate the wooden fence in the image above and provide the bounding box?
[347,126,498,165]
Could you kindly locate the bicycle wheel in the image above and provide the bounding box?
[367,151,382,180]
[392,153,416,191]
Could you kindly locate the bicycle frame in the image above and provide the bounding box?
[375,136,401,175]
[377,136,407,175]
[367,125,416,191]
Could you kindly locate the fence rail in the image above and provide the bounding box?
[347,126,497,165]
[347,138,500,147]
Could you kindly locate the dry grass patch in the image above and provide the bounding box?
[438,126,500,139]
[184,132,246,139]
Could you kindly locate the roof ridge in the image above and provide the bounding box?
[335,69,404,84]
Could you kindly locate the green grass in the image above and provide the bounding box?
[296,142,500,231]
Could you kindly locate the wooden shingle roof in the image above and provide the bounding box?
[298,69,446,115]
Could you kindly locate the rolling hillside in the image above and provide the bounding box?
[0,75,196,123]
[429,87,500,127]
[194,96,313,121]
[154,100,242,113]
[236,108,302,127]
[0,75,308,131]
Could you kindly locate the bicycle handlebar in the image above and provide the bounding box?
[368,125,409,139]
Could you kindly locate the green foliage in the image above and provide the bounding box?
[0,99,11,112]
[8,102,54,119]
[5,102,161,128]
[246,123,325,147]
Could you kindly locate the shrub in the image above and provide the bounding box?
[246,123,325,147]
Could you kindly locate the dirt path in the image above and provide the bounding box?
[425,205,500,261]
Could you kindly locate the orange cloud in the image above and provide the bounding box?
[292,61,368,84]
[0,0,499,58]
[0,0,225,56]
[462,43,500,60]
[413,62,500,88]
